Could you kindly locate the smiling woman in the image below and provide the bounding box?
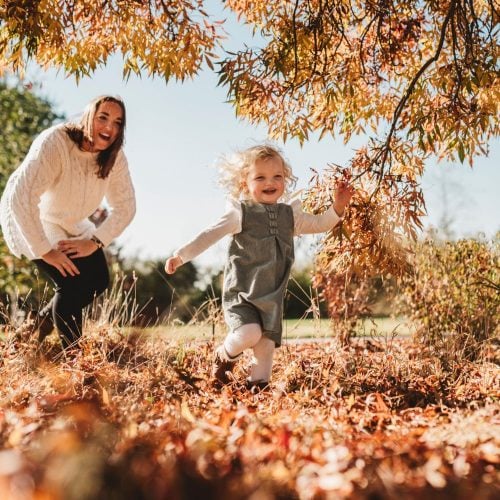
[84,101,124,151]
[0,95,136,352]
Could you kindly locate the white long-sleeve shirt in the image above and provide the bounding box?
[176,198,341,264]
[0,124,136,259]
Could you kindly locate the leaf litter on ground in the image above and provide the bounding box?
[0,325,498,499]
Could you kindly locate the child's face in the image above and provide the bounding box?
[244,156,285,204]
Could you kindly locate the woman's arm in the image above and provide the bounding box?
[6,127,81,276]
[92,152,136,246]
[9,127,64,256]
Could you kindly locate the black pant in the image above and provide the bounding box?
[33,249,109,348]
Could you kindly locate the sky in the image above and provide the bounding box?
[22,11,499,271]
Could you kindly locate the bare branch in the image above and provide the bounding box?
[378,0,458,168]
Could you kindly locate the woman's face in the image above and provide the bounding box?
[244,156,285,204]
[88,101,124,152]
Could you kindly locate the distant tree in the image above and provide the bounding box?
[118,258,201,325]
[426,167,467,240]
[0,80,59,192]
[0,80,60,312]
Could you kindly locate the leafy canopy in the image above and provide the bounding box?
[222,1,498,162]
[0,0,224,81]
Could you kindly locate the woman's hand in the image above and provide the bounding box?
[333,181,355,216]
[165,255,183,274]
[41,249,80,277]
[57,239,99,259]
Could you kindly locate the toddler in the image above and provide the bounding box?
[165,145,353,389]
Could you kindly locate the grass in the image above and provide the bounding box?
[283,316,415,339]
[132,316,416,342]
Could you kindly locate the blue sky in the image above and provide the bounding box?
[24,14,499,270]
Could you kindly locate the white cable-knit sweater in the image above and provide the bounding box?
[0,124,136,259]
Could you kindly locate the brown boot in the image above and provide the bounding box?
[246,379,270,393]
[212,346,239,385]
[36,313,54,342]
[28,311,54,342]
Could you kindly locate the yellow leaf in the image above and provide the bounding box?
[181,398,196,423]
[102,387,110,406]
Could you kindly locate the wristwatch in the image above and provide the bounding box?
[91,235,104,249]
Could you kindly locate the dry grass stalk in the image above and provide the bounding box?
[0,313,497,499]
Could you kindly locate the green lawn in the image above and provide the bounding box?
[136,317,415,342]
[283,316,415,339]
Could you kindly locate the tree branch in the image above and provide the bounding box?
[377,0,458,168]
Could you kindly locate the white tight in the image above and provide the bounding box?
[223,323,275,382]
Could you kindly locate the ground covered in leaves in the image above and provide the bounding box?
[0,327,498,499]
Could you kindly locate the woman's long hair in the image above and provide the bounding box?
[65,95,126,179]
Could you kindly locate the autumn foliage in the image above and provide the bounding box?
[221,0,498,161]
[0,5,499,496]
[301,150,423,342]
[0,325,498,499]
[0,0,223,81]
[401,237,500,361]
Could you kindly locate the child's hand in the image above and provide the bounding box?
[165,255,182,274]
[333,181,355,217]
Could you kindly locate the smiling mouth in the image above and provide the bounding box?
[263,189,277,194]
[98,133,111,141]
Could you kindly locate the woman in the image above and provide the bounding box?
[0,95,136,349]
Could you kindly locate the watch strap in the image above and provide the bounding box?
[91,235,104,249]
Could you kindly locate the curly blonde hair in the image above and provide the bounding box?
[216,144,297,200]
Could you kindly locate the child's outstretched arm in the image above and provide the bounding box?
[164,200,241,275]
[293,181,354,235]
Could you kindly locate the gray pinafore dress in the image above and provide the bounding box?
[223,201,295,346]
